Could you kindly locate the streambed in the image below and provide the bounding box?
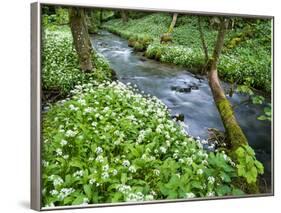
[92,31,272,191]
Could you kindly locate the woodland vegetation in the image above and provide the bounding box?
[41,6,271,207]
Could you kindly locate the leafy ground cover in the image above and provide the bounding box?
[41,14,265,208]
[42,26,113,100]
[103,13,271,92]
[42,81,247,207]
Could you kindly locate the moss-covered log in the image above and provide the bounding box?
[69,7,93,72]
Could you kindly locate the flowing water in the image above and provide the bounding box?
[92,31,272,191]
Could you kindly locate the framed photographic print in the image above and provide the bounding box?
[31,1,274,211]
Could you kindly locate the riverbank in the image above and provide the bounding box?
[102,13,271,93]
[41,26,266,207]
[42,25,115,103]
[92,30,271,193]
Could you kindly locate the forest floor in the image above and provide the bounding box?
[41,25,254,206]
[103,13,272,93]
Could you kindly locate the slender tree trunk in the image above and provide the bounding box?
[207,18,248,151]
[167,13,178,33]
[121,10,128,23]
[197,17,209,64]
[100,9,103,25]
[86,9,99,34]
[69,7,93,72]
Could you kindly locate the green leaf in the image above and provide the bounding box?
[111,192,123,202]
[83,184,92,199]
[258,115,267,121]
[254,160,264,174]
[216,185,231,196]
[232,188,244,196]
[121,173,127,184]
[72,195,85,205]
[237,165,246,176]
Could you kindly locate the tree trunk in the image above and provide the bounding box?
[69,7,93,72]
[100,9,103,24]
[207,18,248,151]
[167,13,178,33]
[86,9,99,34]
[197,17,209,64]
[121,10,128,23]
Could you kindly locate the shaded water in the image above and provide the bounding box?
[92,31,272,191]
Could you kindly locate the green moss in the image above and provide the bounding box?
[216,98,248,150]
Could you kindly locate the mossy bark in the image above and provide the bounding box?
[207,18,248,151]
[86,10,99,34]
[167,13,178,33]
[121,10,128,23]
[206,18,259,192]
[69,7,93,72]
[208,65,248,151]
[197,17,209,64]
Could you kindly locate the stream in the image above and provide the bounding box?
[91,31,272,191]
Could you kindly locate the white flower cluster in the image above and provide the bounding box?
[73,170,84,178]
[60,139,68,146]
[185,192,196,198]
[122,160,130,167]
[128,165,137,173]
[208,176,215,184]
[125,192,145,202]
[96,147,103,154]
[58,188,75,200]
[65,129,77,137]
[117,184,132,194]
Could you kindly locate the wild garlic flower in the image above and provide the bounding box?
[185,192,196,198]
[197,169,203,175]
[206,191,215,197]
[208,176,215,184]
[117,184,132,194]
[95,147,103,154]
[96,155,104,163]
[101,172,109,179]
[58,188,75,200]
[153,169,160,176]
[56,148,63,156]
[102,164,109,171]
[111,169,118,176]
[128,165,137,173]
[159,146,167,154]
[65,130,77,137]
[60,139,68,146]
[73,170,84,178]
[89,178,96,185]
[50,189,58,196]
[122,160,130,167]
[53,177,64,186]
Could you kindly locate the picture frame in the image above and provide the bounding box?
[31,1,274,211]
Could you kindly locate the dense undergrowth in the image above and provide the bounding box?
[41,12,265,207]
[42,81,248,207]
[42,26,113,100]
[103,13,271,92]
